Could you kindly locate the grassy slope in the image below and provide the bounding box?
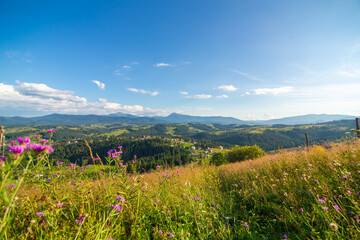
[5,140,360,239]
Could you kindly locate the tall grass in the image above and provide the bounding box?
[1,129,360,239]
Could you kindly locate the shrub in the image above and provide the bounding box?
[210,152,228,166]
[226,145,265,163]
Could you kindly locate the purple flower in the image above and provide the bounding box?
[56,201,63,208]
[8,145,24,154]
[157,165,161,169]
[47,129,55,133]
[116,196,125,202]
[70,163,77,167]
[36,212,45,217]
[118,146,122,149]
[162,174,166,177]
[315,179,319,183]
[300,207,304,212]
[17,137,30,145]
[9,140,17,145]
[9,184,16,188]
[75,215,85,224]
[244,222,249,227]
[334,205,340,211]
[8,145,24,159]
[34,135,39,138]
[110,204,122,211]
[56,161,64,166]
[322,207,329,211]
[167,232,175,238]
[40,139,49,143]
[133,155,137,158]
[93,158,99,161]
[0,156,5,167]
[27,144,53,154]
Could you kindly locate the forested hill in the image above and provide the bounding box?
[4,119,357,152]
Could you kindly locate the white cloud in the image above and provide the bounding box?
[231,69,264,82]
[113,70,122,76]
[185,94,212,99]
[179,91,189,95]
[0,82,166,116]
[127,88,159,96]
[5,51,20,58]
[92,80,106,90]
[154,63,174,67]
[15,82,87,103]
[123,65,131,70]
[241,91,251,96]
[5,51,33,63]
[218,85,237,91]
[216,95,228,99]
[253,86,293,95]
[337,70,360,78]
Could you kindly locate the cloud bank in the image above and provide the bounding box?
[0,82,165,116]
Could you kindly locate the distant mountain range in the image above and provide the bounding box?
[0,113,357,126]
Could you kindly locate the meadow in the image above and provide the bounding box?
[1,129,360,239]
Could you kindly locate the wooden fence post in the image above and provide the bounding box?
[305,132,309,147]
[356,118,360,138]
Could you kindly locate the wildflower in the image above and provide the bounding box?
[9,140,17,145]
[162,174,166,177]
[56,201,63,208]
[70,163,77,167]
[322,207,329,211]
[8,145,24,159]
[134,155,136,158]
[244,222,249,227]
[75,215,85,224]
[27,144,54,154]
[110,204,122,211]
[0,156,5,167]
[167,232,175,238]
[116,196,125,202]
[71,181,76,184]
[81,166,86,170]
[315,179,319,183]
[194,197,200,200]
[40,139,49,143]
[355,216,360,222]
[34,135,39,138]
[330,222,338,231]
[93,158,99,161]
[9,184,16,188]
[157,165,161,169]
[47,129,55,133]
[36,212,45,217]
[17,137,30,145]
[88,165,91,167]
[118,146,122,149]
[334,205,340,211]
[56,161,64,166]
[300,207,304,212]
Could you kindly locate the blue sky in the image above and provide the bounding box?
[1,0,360,119]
